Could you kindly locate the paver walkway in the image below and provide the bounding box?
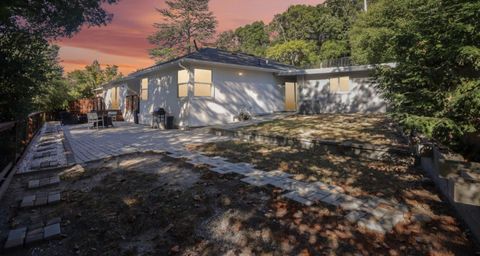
[16,122,69,174]
[165,147,409,235]
[62,122,409,234]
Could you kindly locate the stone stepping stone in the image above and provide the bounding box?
[210,166,235,174]
[240,176,270,187]
[282,191,314,206]
[28,176,61,189]
[265,170,293,178]
[20,191,61,208]
[318,193,345,206]
[37,141,56,147]
[36,146,56,153]
[267,177,304,191]
[33,151,55,159]
[4,227,27,248]
[338,195,365,211]
[4,218,62,249]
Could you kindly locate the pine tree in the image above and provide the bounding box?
[148,0,217,62]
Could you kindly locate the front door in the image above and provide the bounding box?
[285,82,296,111]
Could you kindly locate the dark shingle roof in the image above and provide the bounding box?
[186,48,296,71]
[130,48,296,77]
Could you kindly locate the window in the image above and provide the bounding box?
[178,70,188,98]
[194,69,212,97]
[111,87,119,109]
[329,76,350,93]
[141,78,149,100]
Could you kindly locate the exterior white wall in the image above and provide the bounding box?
[129,64,284,128]
[102,84,126,111]
[298,71,386,114]
[187,64,284,127]
[135,67,187,127]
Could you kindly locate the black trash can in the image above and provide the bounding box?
[134,110,139,124]
[166,116,174,129]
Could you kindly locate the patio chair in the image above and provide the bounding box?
[87,112,104,130]
[107,111,117,122]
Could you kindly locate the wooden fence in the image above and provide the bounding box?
[68,97,105,114]
[0,112,46,198]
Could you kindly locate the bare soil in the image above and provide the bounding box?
[0,153,476,255]
[239,114,406,146]
[190,141,477,255]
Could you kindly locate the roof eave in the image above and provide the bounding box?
[184,58,297,73]
[277,63,397,76]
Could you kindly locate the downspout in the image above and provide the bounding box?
[178,60,190,130]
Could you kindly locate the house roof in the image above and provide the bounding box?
[129,48,297,77]
[277,63,396,76]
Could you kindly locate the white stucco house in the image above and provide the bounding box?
[97,48,387,128]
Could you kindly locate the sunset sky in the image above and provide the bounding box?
[56,0,325,75]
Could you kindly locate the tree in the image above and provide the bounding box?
[67,60,123,99]
[148,0,217,61]
[349,0,411,64]
[0,33,64,120]
[269,5,342,44]
[0,0,120,39]
[266,40,319,67]
[359,0,480,151]
[215,30,239,52]
[0,0,119,121]
[319,40,349,60]
[234,21,270,56]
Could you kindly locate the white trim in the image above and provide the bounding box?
[184,58,291,73]
[277,63,396,76]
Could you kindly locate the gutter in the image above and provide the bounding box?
[183,58,296,73]
[277,63,397,76]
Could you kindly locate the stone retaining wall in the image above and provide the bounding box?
[419,145,480,246]
[209,127,411,161]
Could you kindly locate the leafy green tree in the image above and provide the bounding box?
[0,0,120,39]
[0,33,63,120]
[325,0,365,35]
[350,0,412,64]
[67,60,123,99]
[269,4,343,43]
[148,0,217,61]
[266,40,319,67]
[0,0,119,121]
[234,21,270,56]
[365,0,480,151]
[319,40,349,60]
[215,30,239,52]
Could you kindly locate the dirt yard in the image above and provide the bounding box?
[0,153,476,255]
[239,114,406,146]
[190,141,477,255]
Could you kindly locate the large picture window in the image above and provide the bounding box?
[194,69,212,97]
[329,76,350,93]
[141,78,149,100]
[178,70,188,98]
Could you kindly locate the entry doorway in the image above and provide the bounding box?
[285,82,296,111]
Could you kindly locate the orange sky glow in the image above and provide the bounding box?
[56,0,325,75]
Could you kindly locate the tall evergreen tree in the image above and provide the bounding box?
[148,0,217,61]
